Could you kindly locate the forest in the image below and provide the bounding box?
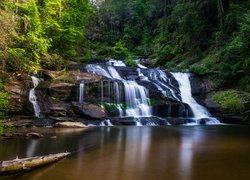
[0,0,249,119]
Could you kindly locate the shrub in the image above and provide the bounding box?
[125,59,137,67]
[0,122,15,136]
[212,90,245,114]
[41,53,65,70]
[113,41,128,60]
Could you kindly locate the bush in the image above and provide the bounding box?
[0,122,14,136]
[125,59,137,67]
[41,53,65,70]
[212,90,245,114]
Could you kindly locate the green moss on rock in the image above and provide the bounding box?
[212,90,247,114]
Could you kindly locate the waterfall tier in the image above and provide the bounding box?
[75,60,219,125]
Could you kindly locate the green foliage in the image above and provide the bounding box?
[88,0,249,92]
[41,53,65,70]
[0,0,91,73]
[0,122,15,136]
[0,87,9,119]
[212,90,246,114]
[113,41,128,60]
[53,69,71,82]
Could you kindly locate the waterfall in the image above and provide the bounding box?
[147,69,181,101]
[171,73,219,123]
[29,76,42,118]
[79,81,85,104]
[86,64,152,117]
[82,60,220,125]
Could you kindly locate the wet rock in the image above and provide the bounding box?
[190,74,215,97]
[54,122,87,128]
[72,102,107,119]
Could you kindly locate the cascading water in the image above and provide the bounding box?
[171,72,220,124]
[86,64,152,117]
[78,60,220,125]
[100,119,113,126]
[79,81,85,104]
[29,76,42,118]
[140,68,181,101]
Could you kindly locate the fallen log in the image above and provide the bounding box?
[0,152,70,175]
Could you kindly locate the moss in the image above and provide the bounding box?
[212,90,246,114]
[104,103,118,113]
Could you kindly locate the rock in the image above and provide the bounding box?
[4,73,33,115]
[72,102,107,119]
[26,132,43,138]
[54,122,87,128]
[38,69,102,83]
[190,74,215,97]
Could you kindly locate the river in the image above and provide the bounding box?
[1,125,250,180]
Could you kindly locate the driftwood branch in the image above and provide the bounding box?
[0,152,70,175]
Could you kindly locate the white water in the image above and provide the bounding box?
[86,64,152,117]
[171,73,216,121]
[107,60,126,67]
[79,81,85,104]
[148,69,180,101]
[29,76,42,118]
[100,119,113,126]
[134,118,143,126]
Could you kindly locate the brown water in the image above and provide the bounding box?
[1,125,250,180]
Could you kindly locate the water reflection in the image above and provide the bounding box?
[1,126,250,180]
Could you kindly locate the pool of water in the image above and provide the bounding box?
[1,125,250,180]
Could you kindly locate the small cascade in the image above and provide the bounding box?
[171,72,220,124]
[147,69,181,101]
[79,81,85,104]
[107,60,126,66]
[29,76,42,118]
[100,120,113,126]
[134,118,143,126]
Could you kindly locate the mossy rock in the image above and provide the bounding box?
[212,90,249,114]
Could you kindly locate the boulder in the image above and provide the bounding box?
[26,132,44,138]
[190,74,215,97]
[72,102,107,119]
